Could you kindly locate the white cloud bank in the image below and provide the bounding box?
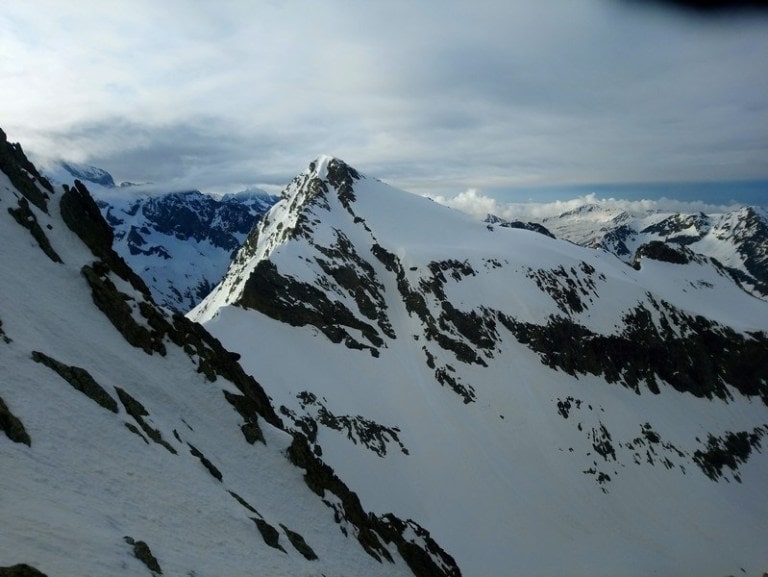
[430,190,745,221]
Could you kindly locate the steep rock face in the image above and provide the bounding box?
[1,135,459,577]
[194,157,768,577]
[100,190,276,312]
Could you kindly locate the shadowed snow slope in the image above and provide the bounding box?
[193,156,768,577]
[0,131,459,577]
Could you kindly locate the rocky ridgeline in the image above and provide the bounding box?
[488,202,768,301]
[207,157,768,491]
[1,133,461,577]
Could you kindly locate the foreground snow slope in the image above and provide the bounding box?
[0,132,458,577]
[194,156,768,577]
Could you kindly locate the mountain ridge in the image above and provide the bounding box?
[194,155,768,577]
[1,134,460,577]
[485,201,768,300]
[44,160,279,312]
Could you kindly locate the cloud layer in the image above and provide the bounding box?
[2,0,767,196]
[430,188,746,222]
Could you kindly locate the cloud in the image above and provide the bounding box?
[2,0,767,196]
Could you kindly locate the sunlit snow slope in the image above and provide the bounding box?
[0,132,458,577]
[193,156,768,577]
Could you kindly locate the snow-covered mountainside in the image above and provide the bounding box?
[0,131,459,577]
[193,156,768,577]
[45,161,278,312]
[487,201,768,300]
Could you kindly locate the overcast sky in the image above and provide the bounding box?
[2,0,767,198]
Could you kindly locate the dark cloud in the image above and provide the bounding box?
[31,117,313,192]
[618,0,768,13]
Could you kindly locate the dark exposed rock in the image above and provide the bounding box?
[378,514,462,577]
[589,422,616,462]
[0,317,10,344]
[294,391,409,457]
[115,387,177,454]
[59,176,284,434]
[434,367,476,404]
[61,180,151,298]
[720,207,768,298]
[525,264,602,315]
[280,524,319,560]
[252,518,287,553]
[500,297,768,405]
[693,426,767,482]
[325,157,361,211]
[61,181,113,254]
[124,536,162,575]
[372,244,432,323]
[438,302,497,352]
[7,197,62,263]
[0,564,49,577]
[187,442,223,481]
[223,390,265,444]
[596,224,634,257]
[31,350,118,413]
[0,128,52,212]
[640,213,709,239]
[633,240,691,266]
[228,490,261,515]
[124,422,150,444]
[238,259,382,352]
[286,433,395,563]
[314,229,395,340]
[0,395,31,446]
[168,314,282,429]
[81,263,166,356]
[285,433,462,575]
[484,215,556,239]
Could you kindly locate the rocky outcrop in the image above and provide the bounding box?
[286,433,461,576]
[0,128,52,212]
[0,395,31,446]
[31,351,118,413]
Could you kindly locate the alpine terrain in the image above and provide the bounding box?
[192,156,768,577]
[0,129,460,577]
[45,161,278,313]
[486,201,768,301]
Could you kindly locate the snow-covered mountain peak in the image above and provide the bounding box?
[191,158,768,576]
[1,130,460,577]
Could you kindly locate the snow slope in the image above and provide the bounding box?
[194,156,768,577]
[0,132,457,577]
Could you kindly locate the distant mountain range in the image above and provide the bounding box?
[486,202,768,300]
[45,161,278,312]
